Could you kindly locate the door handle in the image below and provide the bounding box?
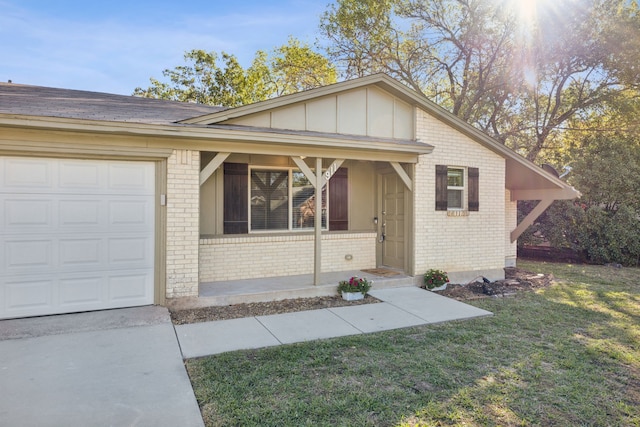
[378,234,385,243]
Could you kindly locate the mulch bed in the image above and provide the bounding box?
[436,267,554,301]
[169,267,553,325]
[170,295,381,325]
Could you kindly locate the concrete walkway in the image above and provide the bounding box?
[0,306,204,427]
[175,286,492,358]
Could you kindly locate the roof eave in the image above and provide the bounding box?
[0,114,433,161]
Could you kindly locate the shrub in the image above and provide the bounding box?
[519,200,640,267]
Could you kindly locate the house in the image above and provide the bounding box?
[0,74,579,319]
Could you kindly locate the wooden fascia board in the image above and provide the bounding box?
[510,187,581,201]
[0,115,432,162]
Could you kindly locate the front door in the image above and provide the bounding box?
[380,172,405,269]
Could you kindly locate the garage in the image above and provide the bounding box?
[0,156,156,319]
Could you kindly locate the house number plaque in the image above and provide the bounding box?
[324,162,339,181]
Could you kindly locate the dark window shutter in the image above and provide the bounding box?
[468,167,479,211]
[435,165,448,211]
[223,163,248,234]
[329,168,348,230]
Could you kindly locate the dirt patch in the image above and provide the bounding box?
[435,267,554,301]
[170,295,381,325]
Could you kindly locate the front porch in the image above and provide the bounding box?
[168,269,417,309]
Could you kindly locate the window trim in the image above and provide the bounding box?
[447,167,465,211]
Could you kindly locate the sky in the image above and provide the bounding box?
[1,0,329,95]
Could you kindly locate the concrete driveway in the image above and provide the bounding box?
[0,306,204,427]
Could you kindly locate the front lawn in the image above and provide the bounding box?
[186,261,640,426]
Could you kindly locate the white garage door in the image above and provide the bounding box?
[0,157,155,319]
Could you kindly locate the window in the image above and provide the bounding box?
[251,170,289,231]
[435,165,479,212]
[250,167,327,232]
[447,168,464,209]
[223,163,348,234]
[291,171,328,229]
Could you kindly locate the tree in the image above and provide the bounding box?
[320,0,640,161]
[134,38,336,107]
[569,135,640,213]
[270,37,338,96]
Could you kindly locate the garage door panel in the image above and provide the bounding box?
[59,238,102,266]
[109,237,153,265]
[59,199,102,227]
[108,163,154,192]
[109,273,152,301]
[5,240,53,269]
[59,276,102,305]
[109,199,153,228]
[3,197,53,229]
[4,279,53,311]
[2,158,53,189]
[0,157,156,319]
[58,161,101,190]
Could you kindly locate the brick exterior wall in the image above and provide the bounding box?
[505,189,518,267]
[413,109,507,282]
[166,149,200,297]
[199,232,376,282]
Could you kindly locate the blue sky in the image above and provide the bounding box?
[1,0,329,95]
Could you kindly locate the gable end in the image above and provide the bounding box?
[221,86,414,140]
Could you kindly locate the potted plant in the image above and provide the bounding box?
[337,276,372,301]
[423,269,449,291]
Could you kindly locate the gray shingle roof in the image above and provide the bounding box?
[0,83,226,124]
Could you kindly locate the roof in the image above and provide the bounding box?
[0,77,579,198]
[0,80,431,161]
[0,82,225,125]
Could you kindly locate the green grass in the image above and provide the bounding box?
[186,261,640,426]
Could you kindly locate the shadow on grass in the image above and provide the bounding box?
[187,270,640,427]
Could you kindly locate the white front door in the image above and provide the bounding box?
[0,157,155,319]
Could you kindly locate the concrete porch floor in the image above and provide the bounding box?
[180,269,418,308]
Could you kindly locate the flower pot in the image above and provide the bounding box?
[431,283,447,291]
[341,292,365,301]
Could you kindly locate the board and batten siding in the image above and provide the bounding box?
[225,86,414,140]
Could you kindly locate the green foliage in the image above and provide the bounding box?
[270,37,337,96]
[337,276,372,295]
[422,269,449,290]
[134,38,336,107]
[568,132,640,213]
[521,201,640,266]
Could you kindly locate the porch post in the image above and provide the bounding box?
[314,157,323,285]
